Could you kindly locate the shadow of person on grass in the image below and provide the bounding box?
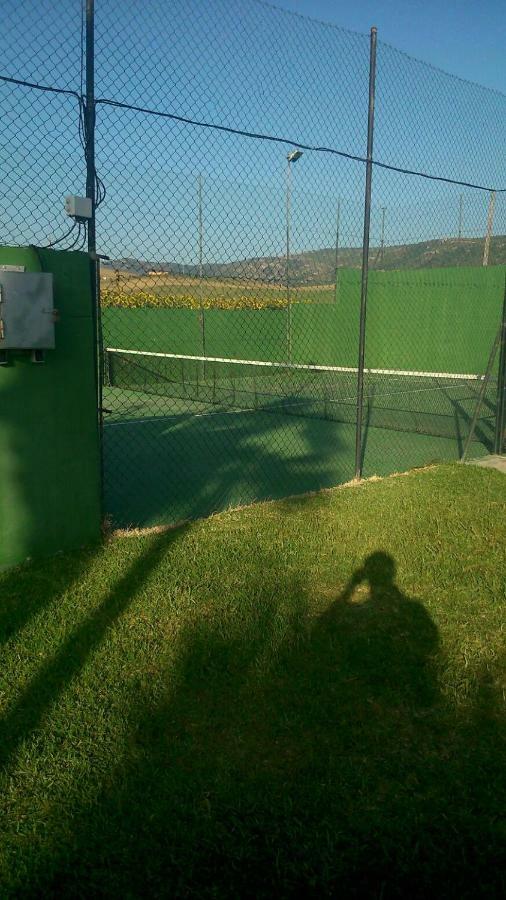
[25,550,500,899]
[315,551,439,709]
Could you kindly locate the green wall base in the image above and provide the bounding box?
[0,246,101,569]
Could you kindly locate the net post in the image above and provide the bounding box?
[355,25,377,479]
[494,275,506,454]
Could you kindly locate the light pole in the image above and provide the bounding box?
[197,174,206,359]
[286,149,303,363]
[458,194,464,240]
[379,206,386,266]
[334,198,341,304]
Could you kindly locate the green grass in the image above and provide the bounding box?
[1,464,505,897]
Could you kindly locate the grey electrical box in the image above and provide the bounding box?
[0,271,55,350]
[65,195,92,220]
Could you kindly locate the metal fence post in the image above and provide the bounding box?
[355,25,377,479]
[494,276,506,454]
[85,0,96,257]
[482,190,496,267]
[85,0,104,514]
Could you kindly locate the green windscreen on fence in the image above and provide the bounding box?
[3,0,506,534]
[101,265,504,528]
[102,266,502,373]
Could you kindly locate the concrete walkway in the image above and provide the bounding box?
[465,455,506,474]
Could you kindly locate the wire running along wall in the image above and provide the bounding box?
[1,0,505,528]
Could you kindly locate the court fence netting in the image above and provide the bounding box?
[1,0,506,528]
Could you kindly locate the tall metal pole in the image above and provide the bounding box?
[286,159,292,362]
[198,174,206,359]
[85,0,104,514]
[460,322,501,462]
[354,26,378,479]
[198,175,203,282]
[458,194,463,240]
[483,190,496,267]
[334,198,341,303]
[85,0,96,257]
[494,277,506,454]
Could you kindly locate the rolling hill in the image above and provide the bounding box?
[102,235,506,286]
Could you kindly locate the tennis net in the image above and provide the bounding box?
[104,347,497,441]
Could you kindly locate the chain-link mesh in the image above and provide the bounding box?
[1,0,505,528]
[0,0,87,249]
[362,36,506,479]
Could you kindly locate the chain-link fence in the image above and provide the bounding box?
[1,0,505,528]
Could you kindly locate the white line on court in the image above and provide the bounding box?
[104,408,259,427]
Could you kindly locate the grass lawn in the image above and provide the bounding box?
[1,464,505,897]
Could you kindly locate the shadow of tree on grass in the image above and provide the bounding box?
[0,528,186,774]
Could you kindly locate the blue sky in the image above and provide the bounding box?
[278,0,506,94]
[1,0,505,261]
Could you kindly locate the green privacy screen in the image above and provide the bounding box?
[0,247,101,569]
[103,267,502,373]
[101,265,504,529]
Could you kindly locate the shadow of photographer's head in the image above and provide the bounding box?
[360,551,396,588]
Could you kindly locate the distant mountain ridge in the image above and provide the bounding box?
[102,235,506,285]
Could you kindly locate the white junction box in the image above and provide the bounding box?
[64,195,92,220]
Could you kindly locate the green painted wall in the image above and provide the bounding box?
[0,246,101,569]
[102,265,505,374]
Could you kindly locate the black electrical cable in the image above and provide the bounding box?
[95,96,506,194]
[28,245,45,272]
[76,223,88,251]
[46,221,79,248]
[64,223,85,251]
[3,71,504,197]
[0,73,80,100]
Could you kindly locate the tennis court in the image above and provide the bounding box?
[102,346,495,527]
[100,267,505,529]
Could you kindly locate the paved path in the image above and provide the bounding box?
[466,454,506,474]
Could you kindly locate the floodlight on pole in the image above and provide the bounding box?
[287,149,303,163]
